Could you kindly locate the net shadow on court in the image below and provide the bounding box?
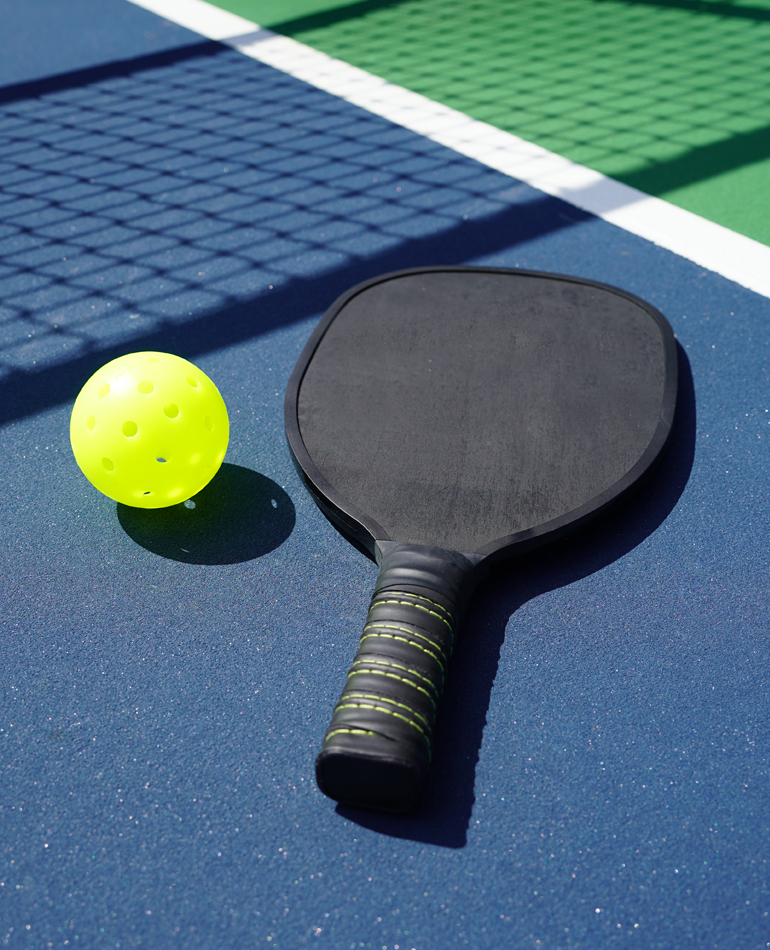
[0,41,591,425]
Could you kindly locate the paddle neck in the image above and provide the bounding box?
[373,541,481,615]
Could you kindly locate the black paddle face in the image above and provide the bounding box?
[285,267,677,812]
[288,267,676,559]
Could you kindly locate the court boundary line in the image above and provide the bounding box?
[127,0,770,299]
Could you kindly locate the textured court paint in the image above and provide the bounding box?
[219,0,770,247]
[4,240,770,949]
[0,0,201,86]
[3,3,770,949]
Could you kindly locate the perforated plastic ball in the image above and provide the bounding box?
[70,351,229,508]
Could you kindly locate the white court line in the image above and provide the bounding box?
[129,0,770,299]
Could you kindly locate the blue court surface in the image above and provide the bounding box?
[2,2,769,948]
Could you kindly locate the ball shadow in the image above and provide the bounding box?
[117,464,295,564]
[336,343,696,847]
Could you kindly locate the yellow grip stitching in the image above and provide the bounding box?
[363,621,449,653]
[348,665,437,708]
[343,691,430,728]
[325,728,378,739]
[360,628,446,673]
[372,597,454,632]
[352,656,434,687]
[335,702,428,740]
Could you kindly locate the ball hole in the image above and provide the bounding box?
[156,457,167,463]
[101,458,114,472]
[122,421,138,438]
[138,380,154,394]
[98,384,110,398]
[204,415,214,431]
[184,499,196,509]
[143,491,152,496]
[85,415,96,431]
[186,375,199,388]
[163,402,179,418]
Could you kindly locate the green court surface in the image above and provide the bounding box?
[209,0,770,247]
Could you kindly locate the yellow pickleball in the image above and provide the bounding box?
[70,352,229,509]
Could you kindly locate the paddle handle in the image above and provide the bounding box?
[315,543,474,812]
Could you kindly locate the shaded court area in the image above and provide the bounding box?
[0,39,581,422]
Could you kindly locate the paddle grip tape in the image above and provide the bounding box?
[316,544,473,812]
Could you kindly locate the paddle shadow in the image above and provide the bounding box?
[336,342,696,847]
[117,464,295,564]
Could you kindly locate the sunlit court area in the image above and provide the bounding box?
[2,1,769,948]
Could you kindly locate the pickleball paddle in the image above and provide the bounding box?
[285,266,677,813]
